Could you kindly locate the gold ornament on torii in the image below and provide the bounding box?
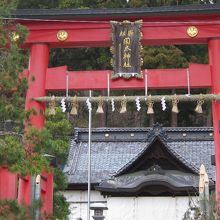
[187,26,199,38]
[57,30,68,41]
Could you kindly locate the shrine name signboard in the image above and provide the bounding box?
[110,20,143,79]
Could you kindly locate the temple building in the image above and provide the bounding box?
[63,124,215,220]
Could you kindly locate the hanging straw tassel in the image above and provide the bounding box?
[70,95,78,115]
[195,94,205,114]
[172,94,179,113]
[96,96,104,114]
[120,95,127,114]
[147,95,154,114]
[48,95,56,116]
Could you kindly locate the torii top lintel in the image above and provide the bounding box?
[14,4,220,48]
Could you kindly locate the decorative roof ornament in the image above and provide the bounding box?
[145,164,164,175]
[146,123,169,142]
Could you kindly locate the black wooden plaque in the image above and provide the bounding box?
[110,20,143,79]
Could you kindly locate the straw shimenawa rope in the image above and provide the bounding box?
[35,93,220,103]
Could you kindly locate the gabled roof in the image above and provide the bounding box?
[95,129,215,196]
[115,135,198,176]
[64,125,215,190]
[13,4,220,20]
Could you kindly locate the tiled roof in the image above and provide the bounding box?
[114,136,200,176]
[13,4,220,19]
[64,126,215,185]
[169,141,215,182]
[97,170,203,195]
[64,140,147,184]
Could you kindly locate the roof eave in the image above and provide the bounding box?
[12,4,220,20]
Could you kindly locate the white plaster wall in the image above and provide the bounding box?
[63,190,198,220]
[107,196,198,220]
[62,190,107,220]
[62,190,105,203]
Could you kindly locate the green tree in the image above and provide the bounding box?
[17,0,59,9]
[0,1,71,219]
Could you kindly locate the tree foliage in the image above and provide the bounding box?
[0,1,72,219]
[0,200,29,220]
[143,46,188,69]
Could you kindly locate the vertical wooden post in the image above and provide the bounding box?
[40,172,54,216]
[208,39,220,209]
[0,166,17,200]
[18,43,53,214]
[18,176,32,206]
[24,43,49,127]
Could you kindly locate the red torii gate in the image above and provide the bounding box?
[1,3,220,215]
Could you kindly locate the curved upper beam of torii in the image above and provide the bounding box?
[12,4,220,47]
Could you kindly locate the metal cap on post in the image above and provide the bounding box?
[42,154,57,167]
[90,203,108,220]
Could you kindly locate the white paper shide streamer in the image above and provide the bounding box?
[86,98,92,112]
[111,98,115,112]
[161,96,166,111]
[60,98,66,112]
[135,97,141,111]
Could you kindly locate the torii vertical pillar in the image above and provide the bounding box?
[18,43,53,215]
[208,39,220,209]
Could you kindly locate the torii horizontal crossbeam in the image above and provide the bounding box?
[45,63,211,91]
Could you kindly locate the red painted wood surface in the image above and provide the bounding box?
[208,39,220,208]
[45,63,211,91]
[0,167,17,200]
[23,24,220,47]
[18,44,53,215]
[19,18,220,47]
[40,173,53,216]
[24,44,49,127]
[18,176,31,205]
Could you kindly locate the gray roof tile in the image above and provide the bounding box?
[64,127,215,184]
[13,4,220,19]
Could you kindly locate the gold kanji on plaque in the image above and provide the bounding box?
[110,20,143,79]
